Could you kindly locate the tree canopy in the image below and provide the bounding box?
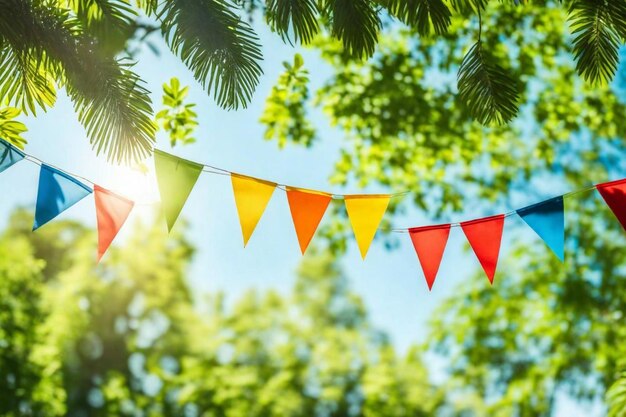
[0,208,439,416]
[2,0,626,162]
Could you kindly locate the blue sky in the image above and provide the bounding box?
[0,21,602,416]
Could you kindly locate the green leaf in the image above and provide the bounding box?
[324,0,381,59]
[0,107,28,148]
[383,0,451,35]
[0,47,56,115]
[457,41,519,125]
[568,0,622,85]
[266,0,320,44]
[161,0,263,110]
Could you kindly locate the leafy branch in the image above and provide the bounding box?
[155,77,198,147]
[457,40,519,125]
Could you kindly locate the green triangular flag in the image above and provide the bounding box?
[154,149,203,231]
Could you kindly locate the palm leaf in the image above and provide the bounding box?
[0,0,57,114]
[448,0,489,13]
[457,41,519,125]
[384,0,452,35]
[0,0,155,163]
[160,0,263,110]
[324,0,381,59]
[568,0,621,85]
[135,0,159,15]
[266,0,320,44]
[66,58,156,164]
[62,0,137,51]
[606,0,626,40]
[0,46,56,115]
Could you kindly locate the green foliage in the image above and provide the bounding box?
[568,0,626,85]
[260,5,626,412]
[0,107,28,148]
[156,77,198,147]
[159,0,263,111]
[272,1,626,221]
[457,41,519,125]
[260,54,316,148]
[266,0,320,44]
[608,370,626,417]
[0,231,64,416]
[3,0,626,161]
[324,0,382,59]
[0,209,439,416]
[426,184,626,415]
[382,0,452,35]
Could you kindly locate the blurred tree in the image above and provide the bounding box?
[426,186,626,416]
[0,209,439,416]
[261,0,626,248]
[257,1,626,414]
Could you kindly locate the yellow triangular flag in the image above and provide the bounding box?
[231,173,276,246]
[345,195,390,259]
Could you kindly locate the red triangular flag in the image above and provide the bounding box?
[597,178,626,231]
[461,214,505,284]
[409,224,451,290]
[94,185,134,262]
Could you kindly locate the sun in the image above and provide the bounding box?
[104,163,160,208]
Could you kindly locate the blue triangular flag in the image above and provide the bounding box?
[33,164,92,230]
[0,138,25,173]
[517,196,565,261]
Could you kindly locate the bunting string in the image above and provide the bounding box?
[2,137,626,291]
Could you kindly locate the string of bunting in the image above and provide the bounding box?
[2,138,626,291]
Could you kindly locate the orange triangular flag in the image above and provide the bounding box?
[287,187,332,254]
[344,194,390,259]
[231,173,276,246]
[94,185,134,262]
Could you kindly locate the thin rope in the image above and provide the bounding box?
[10,145,610,232]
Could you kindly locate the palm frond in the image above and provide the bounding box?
[0,46,56,115]
[39,4,155,163]
[0,1,57,114]
[448,0,489,13]
[568,0,621,85]
[160,0,263,110]
[606,0,626,39]
[457,41,519,125]
[266,0,320,44]
[0,0,155,163]
[135,0,159,15]
[67,57,156,164]
[324,0,381,59]
[384,0,451,35]
[62,0,137,53]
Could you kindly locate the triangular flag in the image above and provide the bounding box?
[33,164,92,230]
[597,178,626,231]
[154,149,203,232]
[409,224,451,290]
[517,196,564,261]
[344,194,390,259]
[94,185,134,262]
[286,187,332,254]
[461,214,505,284]
[0,138,25,173]
[231,173,276,246]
